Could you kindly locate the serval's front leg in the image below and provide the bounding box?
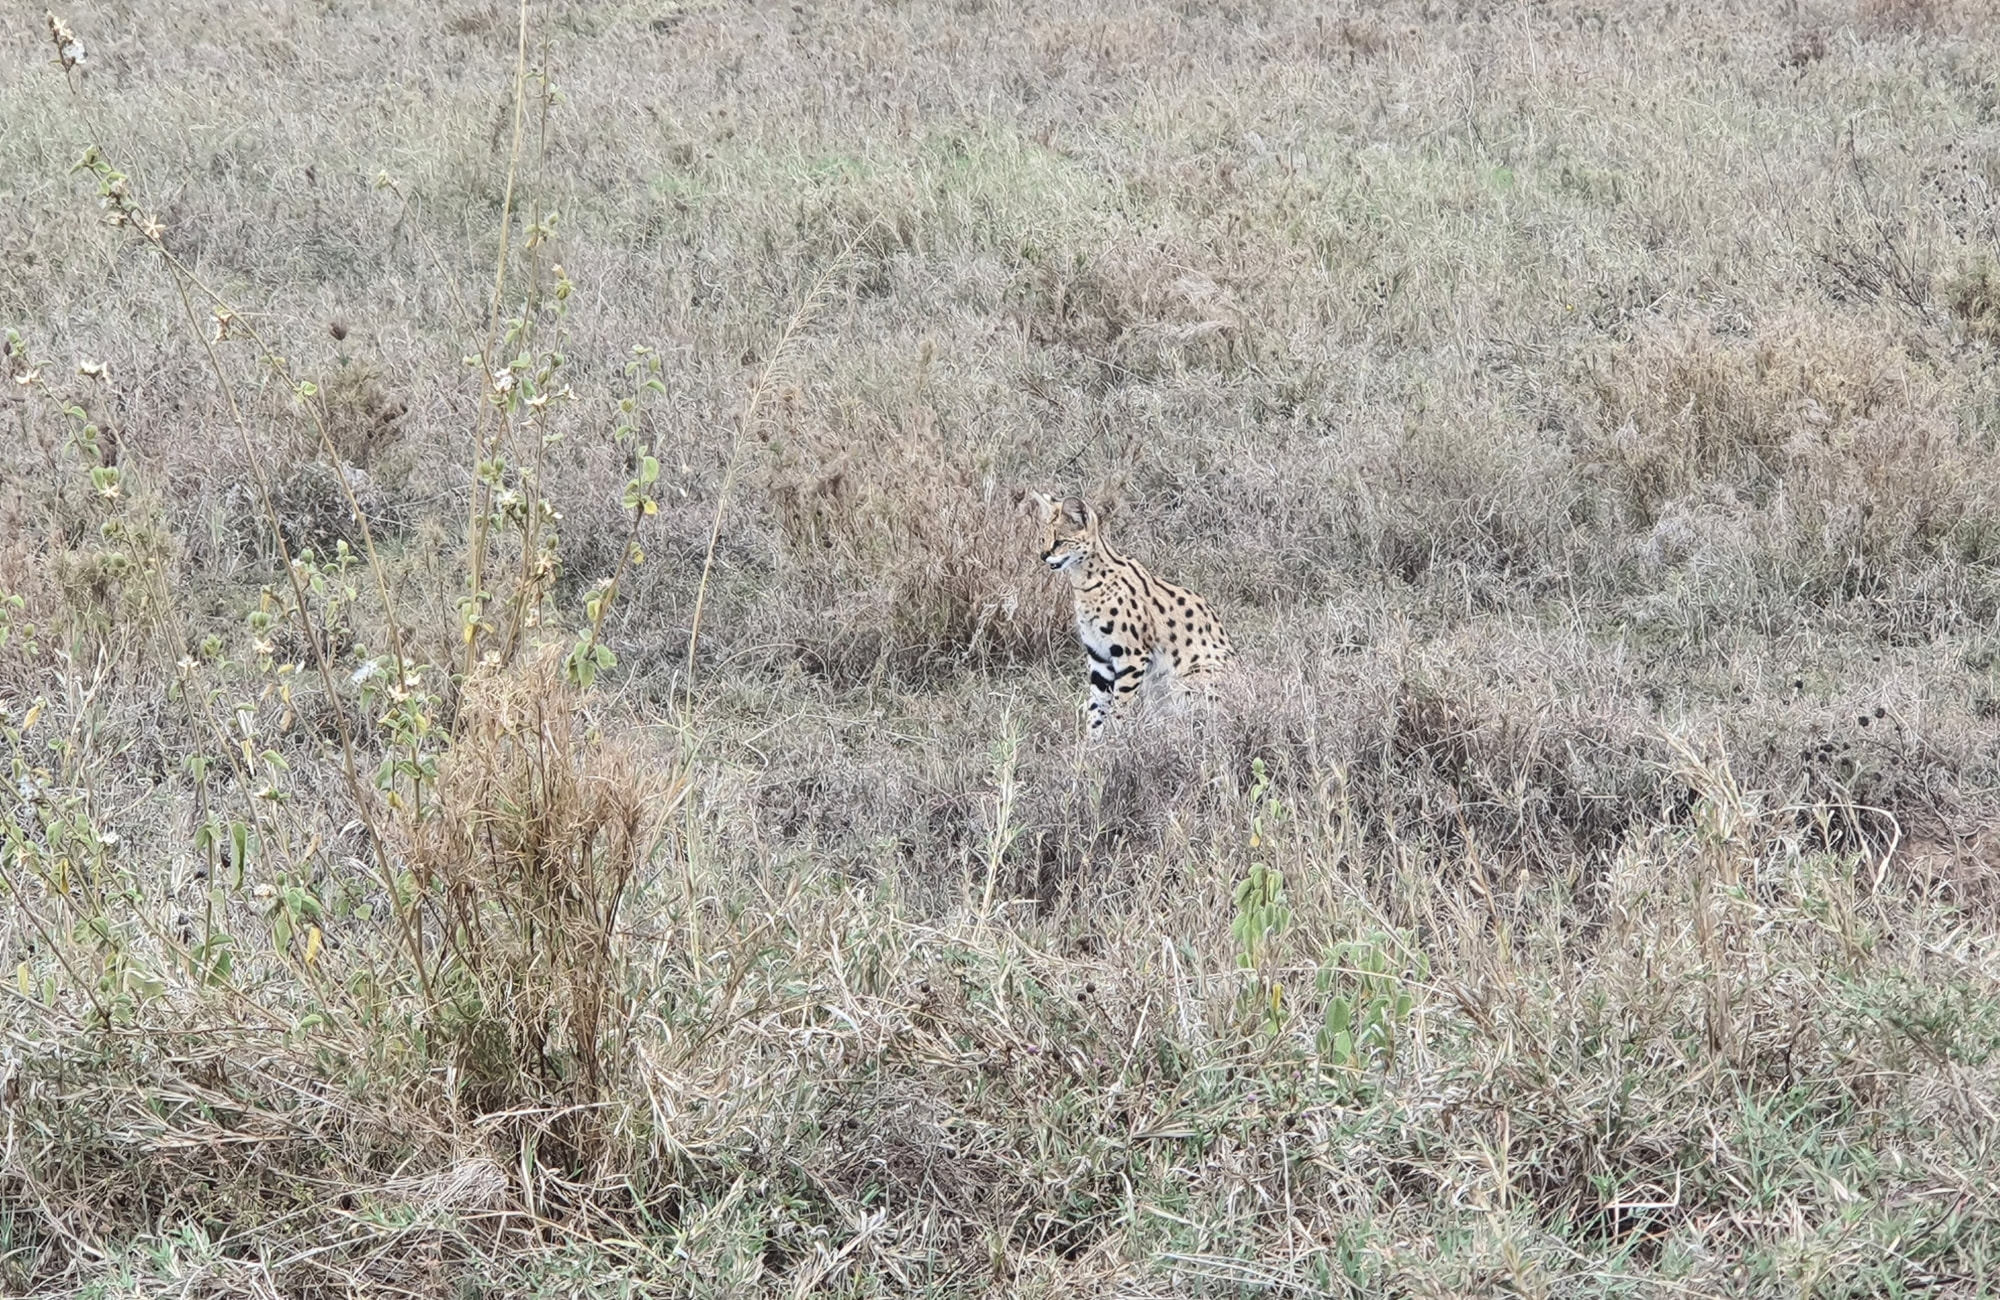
[1085,645,1147,739]
[1085,646,1117,738]
[1108,649,1148,732]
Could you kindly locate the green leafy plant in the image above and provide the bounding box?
[1316,931,1426,1075]
[564,344,668,688]
[1232,760,1293,1034]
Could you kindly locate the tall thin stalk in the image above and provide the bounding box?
[460,0,535,683]
[680,227,873,712]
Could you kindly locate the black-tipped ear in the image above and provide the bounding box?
[1061,496,1090,526]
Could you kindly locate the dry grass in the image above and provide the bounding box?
[6,1,2000,1295]
[756,385,1070,681]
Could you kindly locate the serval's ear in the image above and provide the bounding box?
[1060,495,1091,528]
[1020,489,1056,521]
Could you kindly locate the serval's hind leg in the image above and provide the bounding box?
[1172,658,1230,720]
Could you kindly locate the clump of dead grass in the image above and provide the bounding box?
[1343,409,1595,595]
[271,457,406,557]
[314,354,409,469]
[1012,244,1251,379]
[1588,314,1910,525]
[1947,255,2000,346]
[757,389,1068,680]
[1859,0,1945,36]
[1586,313,2000,629]
[412,649,681,1116]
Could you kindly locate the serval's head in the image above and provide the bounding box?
[1026,492,1099,573]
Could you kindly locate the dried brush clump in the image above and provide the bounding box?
[270,457,407,558]
[412,650,681,1114]
[758,392,1068,681]
[1588,314,2000,629]
[314,354,408,469]
[1359,662,1663,869]
[1859,0,1945,35]
[1012,245,1252,379]
[1947,256,2000,346]
[1588,314,1911,525]
[1335,409,1597,594]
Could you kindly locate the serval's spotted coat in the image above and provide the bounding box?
[1029,493,1231,737]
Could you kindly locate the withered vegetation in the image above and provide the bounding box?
[4,1,2000,1295]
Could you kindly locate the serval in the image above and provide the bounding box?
[1027,493,1231,737]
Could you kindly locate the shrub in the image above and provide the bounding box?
[413,650,682,1116]
[1585,314,2000,627]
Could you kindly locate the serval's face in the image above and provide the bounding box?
[1031,493,1097,573]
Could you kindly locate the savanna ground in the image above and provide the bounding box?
[4,0,2000,1294]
